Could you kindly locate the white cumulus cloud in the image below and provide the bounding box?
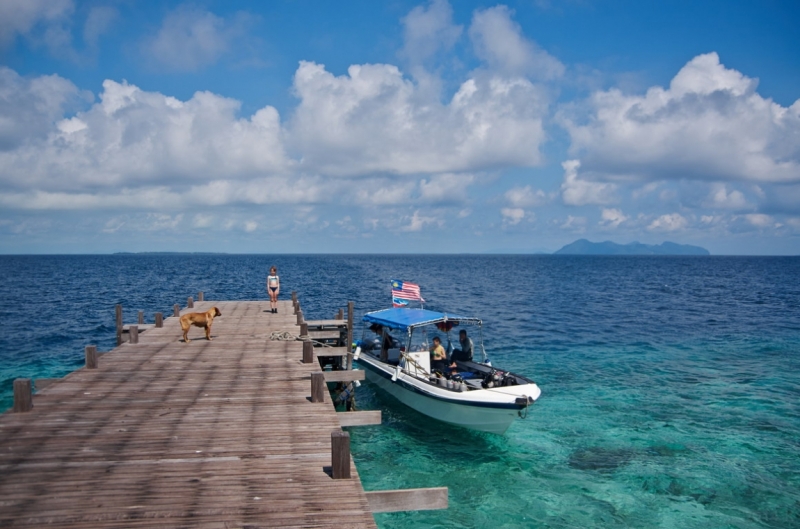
[501,207,525,225]
[142,4,251,72]
[562,52,800,185]
[648,213,688,232]
[0,0,73,49]
[505,185,546,207]
[0,76,289,198]
[704,183,750,210]
[600,208,628,228]
[469,5,564,80]
[288,61,548,176]
[560,159,617,206]
[743,213,773,228]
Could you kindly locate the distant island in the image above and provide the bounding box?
[554,239,710,255]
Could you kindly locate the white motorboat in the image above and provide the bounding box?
[355,308,541,434]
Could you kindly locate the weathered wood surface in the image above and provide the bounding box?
[314,346,349,357]
[305,320,348,329]
[0,300,377,528]
[365,487,449,513]
[307,330,344,341]
[122,324,155,333]
[338,410,381,427]
[323,370,365,383]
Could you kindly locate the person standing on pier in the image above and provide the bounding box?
[267,266,280,313]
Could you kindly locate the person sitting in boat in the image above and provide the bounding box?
[430,336,449,373]
[449,329,473,366]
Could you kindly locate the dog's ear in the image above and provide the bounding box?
[215,307,221,316]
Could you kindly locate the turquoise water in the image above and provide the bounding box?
[1,255,798,528]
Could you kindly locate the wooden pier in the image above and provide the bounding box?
[0,297,447,527]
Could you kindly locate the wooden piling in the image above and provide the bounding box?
[173,304,180,317]
[346,301,355,370]
[300,322,308,338]
[129,325,139,344]
[138,310,144,325]
[115,304,123,346]
[303,341,314,364]
[336,308,344,320]
[85,345,98,369]
[13,378,32,413]
[187,297,194,309]
[297,310,304,325]
[331,431,351,479]
[311,372,325,403]
[198,291,204,301]
[155,312,163,328]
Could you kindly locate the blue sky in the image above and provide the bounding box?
[1,0,798,255]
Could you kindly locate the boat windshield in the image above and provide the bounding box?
[408,321,484,360]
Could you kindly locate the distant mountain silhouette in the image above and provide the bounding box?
[554,239,710,255]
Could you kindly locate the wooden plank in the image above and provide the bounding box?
[315,347,349,357]
[306,319,348,329]
[323,370,365,382]
[34,378,61,391]
[123,323,155,332]
[365,487,449,513]
[307,329,342,340]
[338,410,381,427]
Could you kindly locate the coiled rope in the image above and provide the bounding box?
[268,330,346,350]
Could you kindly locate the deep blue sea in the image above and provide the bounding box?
[1,254,799,528]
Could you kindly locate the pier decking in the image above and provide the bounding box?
[0,300,379,528]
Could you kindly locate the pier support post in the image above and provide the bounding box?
[300,322,308,338]
[294,301,299,315]
[291,291,297,304]
[187,297,194,309]
[198,291,204,302]
[85,345,98,369]
[311,373,325,403]
[173,304,180,317]
[155,312,163,328]
[331,431,351,479]
[346,301,354,370]
[129,325,139,344]
[13,378,32,413]
[138,311,144,325]
[303,341,314,364]
[336,308,344,320]
[115,304,123,346]
[296,310,304,325]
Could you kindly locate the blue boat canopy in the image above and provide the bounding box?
[362,308,481,332]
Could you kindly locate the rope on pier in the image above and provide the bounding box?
[268,330,342,349]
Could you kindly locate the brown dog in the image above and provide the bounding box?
[180,307,221,343]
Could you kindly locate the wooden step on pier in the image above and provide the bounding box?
[0,296,447,528]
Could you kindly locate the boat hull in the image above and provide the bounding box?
[358,356,538,434]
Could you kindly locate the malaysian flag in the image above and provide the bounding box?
[391,279,424,307]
